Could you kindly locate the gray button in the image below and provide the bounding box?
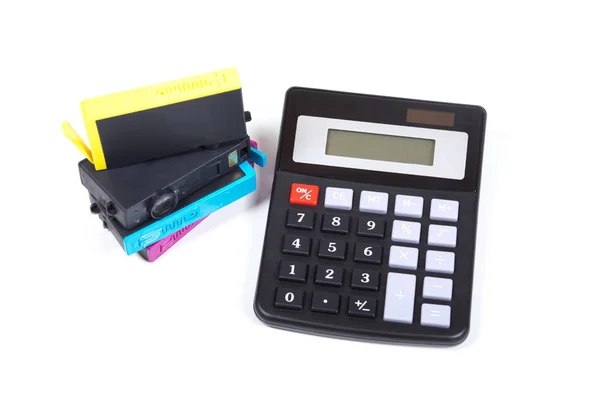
[359,191,388,214]
[428,224,457,247]
[423,277,453,301]
[389,246,419,270]
[425,250,455,274]
[394,195,424,218]
[324,187,353,210]
[421,304,451,328]
[391,220,421,244]
[383,272,416,324]
[430,199,459,222]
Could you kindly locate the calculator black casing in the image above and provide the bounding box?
[253,87,486,345]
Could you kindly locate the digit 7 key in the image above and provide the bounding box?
[289,183,319,206]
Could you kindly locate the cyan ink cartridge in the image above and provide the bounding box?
[63,67,251,170]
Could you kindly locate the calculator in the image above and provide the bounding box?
[253,87,486,345]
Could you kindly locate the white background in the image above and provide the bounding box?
[1,1,599,399]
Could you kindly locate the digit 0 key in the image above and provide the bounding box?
[254,87,487,346]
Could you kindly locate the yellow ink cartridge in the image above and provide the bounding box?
[62,67,252,170]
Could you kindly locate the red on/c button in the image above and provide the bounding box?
[289,183,319,206]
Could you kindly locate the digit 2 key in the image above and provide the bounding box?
[253,87,487,345]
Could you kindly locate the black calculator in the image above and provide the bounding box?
[253,87,486,345]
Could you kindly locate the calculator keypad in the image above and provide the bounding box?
[271,181,463,334]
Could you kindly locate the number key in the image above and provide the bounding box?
[354,243,383,265]
[321,214,350,234]
[274,288,304,310]
[278,261,307,283]
[282,234,311,256]
[315,265,344,287]
[357,217,385,239]
[351,269,380,291]
[318,240,347,260]
[286,210,315,230]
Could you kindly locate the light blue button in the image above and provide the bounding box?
[389,246,419,270]
[421,304,451,328]
[359,191,388,214]
[425,250,455,274]
[394,195,423,218]
[430,199,459,222]
[324,187,353,210]
[383,272,416,324]
[423,277,453,301]
[428,225,457,247]
[391,220,421,244]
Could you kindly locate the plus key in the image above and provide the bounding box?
[289,183,319,207]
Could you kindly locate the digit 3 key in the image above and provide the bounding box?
[253,87,486,345]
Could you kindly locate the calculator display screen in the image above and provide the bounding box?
[325,129,435,166]
[293,116,469,180]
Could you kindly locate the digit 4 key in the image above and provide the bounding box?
[253,87,487,345]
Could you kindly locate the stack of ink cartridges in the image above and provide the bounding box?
[63,67,266,261]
